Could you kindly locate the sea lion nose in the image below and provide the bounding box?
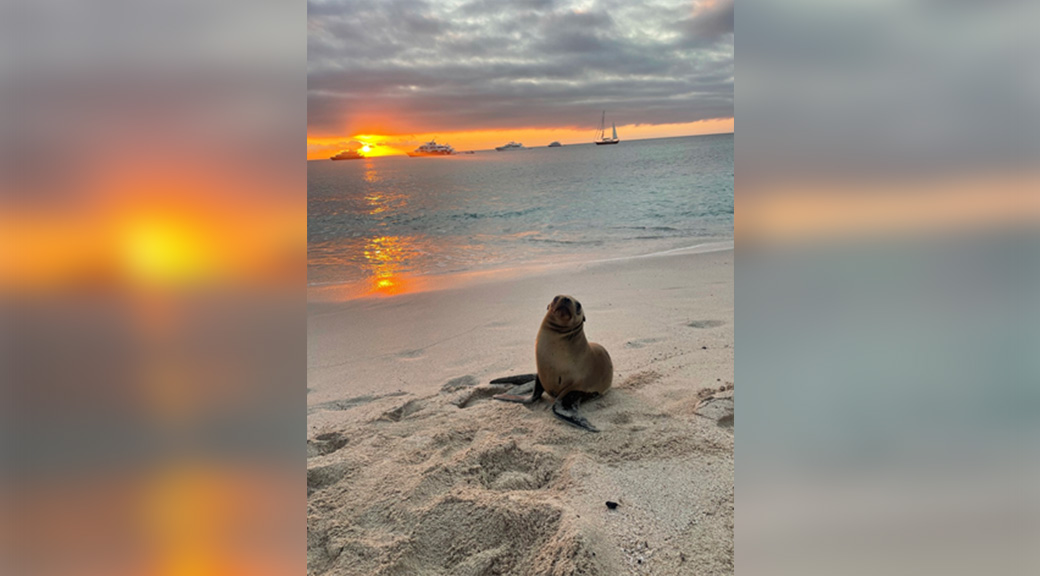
[559,297,571,306]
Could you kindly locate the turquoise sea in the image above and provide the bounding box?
[308,133,733,293]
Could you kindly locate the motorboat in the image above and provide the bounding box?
[407,139,456,156]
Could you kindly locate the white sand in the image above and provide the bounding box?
[308,245,734,575]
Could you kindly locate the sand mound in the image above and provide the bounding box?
[694,382,735,428]
[380,495,563,576]
[308,371,733,576]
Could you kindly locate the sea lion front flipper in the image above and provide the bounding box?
[493,375,544,404]
[551,392,599,432]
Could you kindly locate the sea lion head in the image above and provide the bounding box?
[545,294,585,331]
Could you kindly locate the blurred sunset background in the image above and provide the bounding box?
[737,2,1039,576]
[2,1,303,575]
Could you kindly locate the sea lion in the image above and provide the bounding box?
[492,294,613,432]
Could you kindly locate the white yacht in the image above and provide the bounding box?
[495,141,524,151]
[407,139,455,157]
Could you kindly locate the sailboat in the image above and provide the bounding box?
[595,110,620,145]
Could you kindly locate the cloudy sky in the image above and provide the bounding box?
[308,0,732,155]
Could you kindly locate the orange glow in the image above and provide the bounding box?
[357,169,412,295]
[1,198,301,293]
[119,216,217,286]
[307,118,733,160]
[311,136,404,159]
[737,172,1040,243]
[362,235,414,296]
[122,463,299,576]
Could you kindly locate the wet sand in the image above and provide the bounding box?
[307,244,734,575]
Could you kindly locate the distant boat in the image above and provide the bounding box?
[331,149,364,160]
[407,139,455,157]
[548,141,562,147]
[595,110,620,145]
[495,141,524,151]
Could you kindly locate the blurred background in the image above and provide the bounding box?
[1,1,304,575]
[736,1,1039,575]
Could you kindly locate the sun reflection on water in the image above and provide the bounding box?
[363,164,380,184]
[362,235,407,295]
[358,167,423,296]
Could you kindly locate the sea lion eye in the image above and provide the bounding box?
[576,303,581,312]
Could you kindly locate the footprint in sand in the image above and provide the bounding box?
[686,320,725,329]
[308,431,349,457]
[454,387,501,409]
[307,461,352,496]
[440,375,479,393]
[396,348,425,359]
[379,398,425,422]
[471,441,561,491]
[618,370,663,390]
[310,391,408,414]
[625,337,663,349]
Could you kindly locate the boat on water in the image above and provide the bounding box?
[407,139,455,157]
[548,141,562,147]
[495,141,524,151]
[330,149,364,160]
[595,110,620,145]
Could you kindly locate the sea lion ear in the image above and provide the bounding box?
[583,314,587,323]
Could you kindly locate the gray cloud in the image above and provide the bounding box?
[308,0,733,136]
[676,0,734,44]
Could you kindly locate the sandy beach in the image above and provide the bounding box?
[307,243,734,575]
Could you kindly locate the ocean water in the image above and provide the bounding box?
[308,133,733,295]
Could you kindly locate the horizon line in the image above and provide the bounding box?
[308,130,734,161]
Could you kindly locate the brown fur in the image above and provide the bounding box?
[536,295,613,398]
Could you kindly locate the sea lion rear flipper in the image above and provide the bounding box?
[551,392,599,432]
[493,375,544,404]
[490,374,538,385]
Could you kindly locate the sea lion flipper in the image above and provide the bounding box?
[551,392,599,432]
[493,375,544,404]
[490,374,538,385]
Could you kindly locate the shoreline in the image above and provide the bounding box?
[308,238,733,304]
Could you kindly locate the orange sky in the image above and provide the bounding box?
[307,118,733,160]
